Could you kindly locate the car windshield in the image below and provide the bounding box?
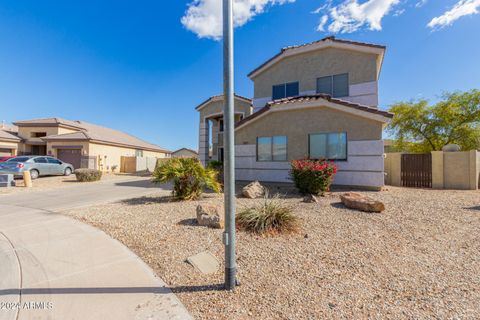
[6,157,30,163]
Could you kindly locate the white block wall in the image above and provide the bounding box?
[235,140,385,188]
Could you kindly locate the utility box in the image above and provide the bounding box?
[0,174,14,188]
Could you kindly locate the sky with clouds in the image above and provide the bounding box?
[0,1,479,150]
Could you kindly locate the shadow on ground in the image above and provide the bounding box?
[120,195,173,206]
[465,205,480,211]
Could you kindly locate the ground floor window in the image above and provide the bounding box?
[257,136,287,161]
[309,132,347,160]
[135,149,144,157]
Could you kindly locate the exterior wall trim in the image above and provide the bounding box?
[237,99,391,131]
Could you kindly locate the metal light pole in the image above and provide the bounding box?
[222,0,236,291]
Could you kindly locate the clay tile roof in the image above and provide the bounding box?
[235,94,393,128]
[195,94,252,110]
[248,36,386,78]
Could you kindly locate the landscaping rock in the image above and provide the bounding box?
[303,194,319,203]
[340,192,385,213]
[196,204,224,228]
[242,181,266,199]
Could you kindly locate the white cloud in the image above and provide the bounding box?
[314,0,401,34]
[181,0,295,40]
[317,14,329,31]
[428,0,480,29]
[415,0,428,8]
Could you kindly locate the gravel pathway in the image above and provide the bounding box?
[64,186,480,319]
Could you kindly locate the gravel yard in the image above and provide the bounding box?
[64,186,480,319]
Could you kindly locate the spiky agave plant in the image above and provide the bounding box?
[236,193,300,235]
[152,158,221,200]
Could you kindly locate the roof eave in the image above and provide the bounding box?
[248,38,386,80]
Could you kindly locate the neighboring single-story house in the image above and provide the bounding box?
[0,117,170,170]
[172,148,198,158]
[197,36,393,190]
[0,127,21,156]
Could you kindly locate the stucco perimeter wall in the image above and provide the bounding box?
[252,47,377,99]
[442,151,479,190]
[88,142,168,171]
[235,107,383,161]
[235,140,385,189]
[386,151,479,190]
[384,153,402,186]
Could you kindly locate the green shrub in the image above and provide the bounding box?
[289,159,337,196]
[75,169,102,182]
[206,160,223,171]
[152,158,221,200]
[236,194,299,235]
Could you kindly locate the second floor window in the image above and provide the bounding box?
[31,132,47,138]
[272,82,299,100]
[316,73,349,98]
[219,119,224,132]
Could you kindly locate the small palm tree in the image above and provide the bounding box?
[152,158,221,200]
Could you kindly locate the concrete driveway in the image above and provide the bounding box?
[0,176,191,320]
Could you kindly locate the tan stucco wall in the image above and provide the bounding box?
[443,151,478,190]
[235,106,383,160]
[0,140,19,155]
[384,153,402,186]
[199,99,252,120]
[17,126,63,139]
[253,47,378,99]
[386,151,479,190]
[88,142,168,171]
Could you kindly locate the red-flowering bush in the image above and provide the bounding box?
[289,159,337,195]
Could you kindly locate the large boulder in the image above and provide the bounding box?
[242,181,266,199]
[340,192,385,213]
[196,204,224,229]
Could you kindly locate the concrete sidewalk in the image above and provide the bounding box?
[0,177,191,320]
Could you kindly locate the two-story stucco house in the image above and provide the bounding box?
[197,36,393,190]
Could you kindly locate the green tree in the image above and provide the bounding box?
[152,158,221,200]
[387,90,480,152]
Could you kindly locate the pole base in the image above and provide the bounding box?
[224,267,237,291]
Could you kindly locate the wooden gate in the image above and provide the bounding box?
[401,154,432,188]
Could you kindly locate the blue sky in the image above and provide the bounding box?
[0,0,479,151]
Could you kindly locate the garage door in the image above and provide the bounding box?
[57,149,82,169]
[0,148,12,156]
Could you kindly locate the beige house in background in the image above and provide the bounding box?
[0,118,170,170]
[0,125,21,156]
[197,36,393,190]
[172,148,198,158]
